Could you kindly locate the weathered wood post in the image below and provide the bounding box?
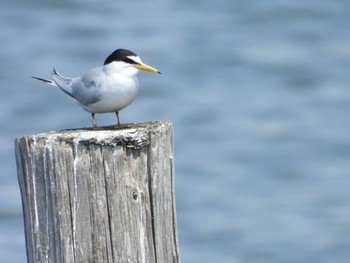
[15,121,180,263]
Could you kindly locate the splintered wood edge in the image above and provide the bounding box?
[16,121,172,150]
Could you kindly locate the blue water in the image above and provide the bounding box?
[1,0,350,262]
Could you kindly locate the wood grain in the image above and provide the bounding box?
[15,121,180,263]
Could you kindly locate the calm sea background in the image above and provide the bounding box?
[1,0,350,262]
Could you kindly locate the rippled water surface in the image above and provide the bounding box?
[1,0,350,262]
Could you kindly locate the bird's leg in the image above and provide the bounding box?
[115,112,122,129]
[91,113,100,129]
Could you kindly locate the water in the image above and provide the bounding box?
[1,0,350,262]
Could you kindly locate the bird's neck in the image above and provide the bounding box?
[103,62,138,77]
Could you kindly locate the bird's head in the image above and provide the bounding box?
[103,49,161,76]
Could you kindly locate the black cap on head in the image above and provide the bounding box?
[104,49,139,65]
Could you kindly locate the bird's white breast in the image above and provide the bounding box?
[93,73,139,113]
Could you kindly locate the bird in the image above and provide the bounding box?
[32,48,161,129]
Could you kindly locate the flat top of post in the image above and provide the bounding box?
[16,121,172,149]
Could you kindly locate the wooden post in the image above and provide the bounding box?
[15,121,180,263]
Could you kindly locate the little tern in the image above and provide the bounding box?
[32,48,161,129]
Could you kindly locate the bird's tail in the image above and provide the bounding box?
[31,76,56,86]
[32,68,75,99]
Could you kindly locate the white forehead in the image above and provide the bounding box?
[128,55,142,64]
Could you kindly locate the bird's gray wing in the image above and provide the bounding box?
[51,68,76,98]
[71,67,103,106]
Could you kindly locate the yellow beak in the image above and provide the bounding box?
[135,63,161,74]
